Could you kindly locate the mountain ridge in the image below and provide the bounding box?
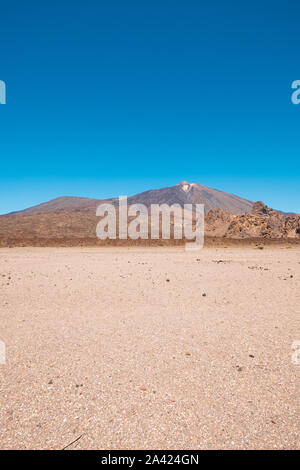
[7,181,255,216]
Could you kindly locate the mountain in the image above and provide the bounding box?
[125,181,253,214]
[1,182,299,246]
[9,181,253,215]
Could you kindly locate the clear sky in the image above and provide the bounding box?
[0,0,299,214]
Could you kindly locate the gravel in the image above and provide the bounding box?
[0,246,299,449]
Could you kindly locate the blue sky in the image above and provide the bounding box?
[0,0,299,214]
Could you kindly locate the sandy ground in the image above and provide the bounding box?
[0,246,299,450]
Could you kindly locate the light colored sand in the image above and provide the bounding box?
[0,246,299,450]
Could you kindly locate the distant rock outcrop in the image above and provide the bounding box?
[205,201,300,239]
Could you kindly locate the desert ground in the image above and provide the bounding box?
[0,246,299,449]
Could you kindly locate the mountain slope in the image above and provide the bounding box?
[1,201,299,246]
[12,196,102,215]
[126,181,253,214]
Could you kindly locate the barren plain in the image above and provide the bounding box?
[0,246,299,449]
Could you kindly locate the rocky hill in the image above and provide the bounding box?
[206,201,300,239]
[0,200,299,246]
